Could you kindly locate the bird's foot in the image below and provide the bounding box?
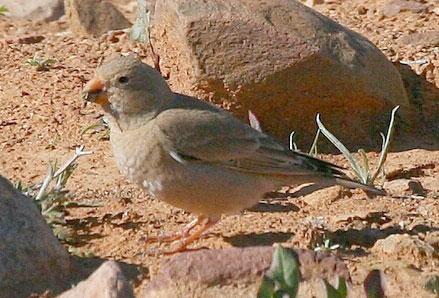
[143,217,201,243]
[144,216,218,255]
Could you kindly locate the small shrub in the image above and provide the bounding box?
[26,56,56,71]
[316,106,399,185]
[0,6,8,16]
[15,146,99,242]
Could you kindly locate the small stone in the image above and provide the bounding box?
[372,234,437,264]
[305,0,324,7]
[400,31,439,47]
[381,0,428,18]
[58,261,134,298]
[357,5,368,15]
[383,178,426,196]
[0,0,64,21]
[64,0,131,36]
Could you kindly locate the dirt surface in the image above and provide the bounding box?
[0,0,438,297]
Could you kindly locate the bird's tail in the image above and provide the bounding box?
[335,178,386,195]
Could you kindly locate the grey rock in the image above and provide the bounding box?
[380,0,428,18]
[0,176,70,297]
[58,261,134,298]
[0,0,64,21]
[400,31,439,47]
[64,0,131,36]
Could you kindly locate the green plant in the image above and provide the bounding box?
[313,237,340,252]
[289,132,299,151]
[288,128,320,156]
[26,56,56,71]
[15,146,100,242]
[0,5,8,15]
[324,277,348,298]
[316,106,399,185]
[308,128,321,156]
[425,276,439,296]
[257,245,301,298]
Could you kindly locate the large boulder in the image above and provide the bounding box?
[141,247,353,297]
[64,0,131,36]
[0,0,64,21]
[0,176,70,297]
[151,0,409,148]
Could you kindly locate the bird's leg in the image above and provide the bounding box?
[164,216,219,254]
[144,216,204,243]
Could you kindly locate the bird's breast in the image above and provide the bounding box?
[110,126,167,189]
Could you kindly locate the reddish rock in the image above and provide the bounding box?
[141,246,350,297]
[371,234,437,266]
[152,0,409,149]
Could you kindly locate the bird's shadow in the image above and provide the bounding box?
[326,223,439,249]
[223,232,293,247]
[247,201,299,213]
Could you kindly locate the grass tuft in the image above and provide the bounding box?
[316,106,399,185]
[26,56,56,71]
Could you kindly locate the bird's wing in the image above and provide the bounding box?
[154,106,346,178]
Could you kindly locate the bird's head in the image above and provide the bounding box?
[82,54,173,129]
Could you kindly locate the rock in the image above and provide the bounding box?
[383,178,426,197]
[371,234,437,266]
[152,0,409,149]
[64,0,131,36]
[357,5,368,15]
[400,31,439,47]
[380,0,428,18]
[304,0,324,7]
[361,262,437,298]
[141,246,350,297]
[0,176,70,297]
[58,261,134,298]
[424,231,439,251]
[0,0,64,21]
[420,177,439,198]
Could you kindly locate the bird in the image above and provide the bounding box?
[82,54,385,253]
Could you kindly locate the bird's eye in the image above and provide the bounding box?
[118,76,129,84]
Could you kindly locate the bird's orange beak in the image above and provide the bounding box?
[82,77,109,106]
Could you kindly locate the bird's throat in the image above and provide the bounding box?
[106,110,158,133]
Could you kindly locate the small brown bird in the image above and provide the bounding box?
[83,54,384,253]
